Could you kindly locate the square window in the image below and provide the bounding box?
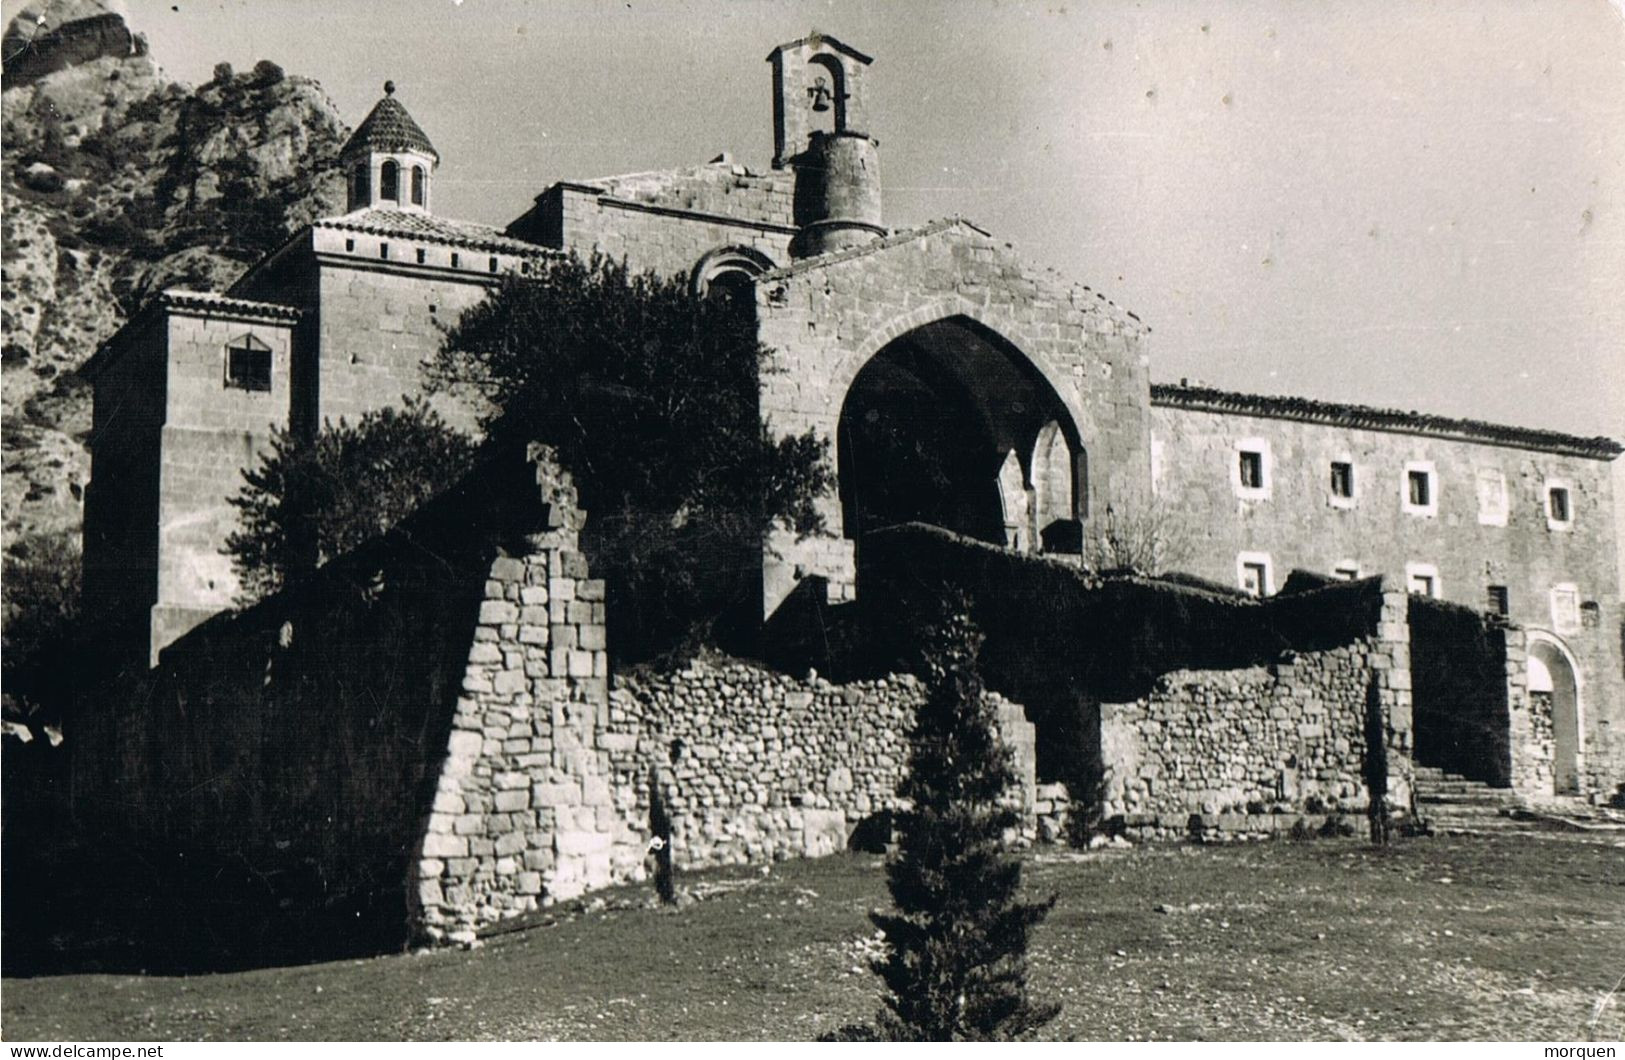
[1405,562,1440,598]
[1330,462,1354,499]
[416,248,426,264]
[1237,551,1273,597]
[488,255,500,273]
[344,238,355,253]
[451,252,461,268]
[1408,470,1430,507]
[225,335,271,392]
[1403,462,1438,516]
[1548,487,1570,523]
[1238,450,1264,490]
[1580,601,1600,629]
[1486,585,1509,615]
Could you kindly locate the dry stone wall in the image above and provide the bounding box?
[1098,585,1412,840]
[601,663,1036,871]
[418,636,1038,942]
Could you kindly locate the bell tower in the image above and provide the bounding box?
[769,33,873,168]
[340,80,440,213]
[770,34,884,258]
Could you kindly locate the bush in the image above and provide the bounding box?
[251,60,285,85]
[2,530,84,720]
[431,254,833,661]
[225,398,476,602]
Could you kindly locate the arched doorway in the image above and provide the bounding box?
[1527,634,1582,794]
[836,315,1084,551]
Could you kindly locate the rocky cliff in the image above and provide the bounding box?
[2,0,348,557]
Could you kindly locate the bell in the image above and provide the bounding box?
[807,76,833,112]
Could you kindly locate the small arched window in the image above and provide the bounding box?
[411,165,426,206]
[380,160,400,203]
[352,162,370,209]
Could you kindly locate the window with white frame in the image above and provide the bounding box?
[1405,562,1441,598]
[1401,461,1437,517]
[1545,481,1573,531]
[1237,551,1273,597]
[1550,583,1580,634]
[1475,467,1508,526]
[1233,438,1271,499]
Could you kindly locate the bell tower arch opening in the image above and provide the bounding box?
[1527,633,1583,794]
[836,315,1085,553]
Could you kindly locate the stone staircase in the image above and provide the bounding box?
[1412,765,1526,834]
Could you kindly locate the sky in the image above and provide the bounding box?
[23,0,1625,438]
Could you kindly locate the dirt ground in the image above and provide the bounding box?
[4,833,1621,1041]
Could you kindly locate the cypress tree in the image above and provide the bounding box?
[858,605,1060,1040]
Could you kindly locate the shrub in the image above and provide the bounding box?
[225,398,476,602]
[2,530,84,720]
[251,60,285,85]
[431,254,833,662]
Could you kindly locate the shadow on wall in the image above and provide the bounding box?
[852,522,1390,803]
[1,447,555,974]
[1409,596,1512,787]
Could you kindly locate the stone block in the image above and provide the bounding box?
[534,782,580,807]
[556,830,612,856]
[494,789,531,812]
[479,600,519,625]
[467,643,502,665]
[489,557,526,582]
[422,833,469,859]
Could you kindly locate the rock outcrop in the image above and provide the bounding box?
[2,1,348,557]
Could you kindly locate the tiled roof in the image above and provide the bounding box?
[315,209,553,256]
[156,289,303,321]
[341,90,439,161]
[1152,383,1623,460]
[82,290,302,379]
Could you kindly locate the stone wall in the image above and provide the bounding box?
[1150,395,1623,792]
[1504,629,1556,796]
[304,251,511,431]
[507,164,799,279]
[1098,585,1413,839]
[416,644,1037,943]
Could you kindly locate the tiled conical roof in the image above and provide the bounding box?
[342,81,438,161]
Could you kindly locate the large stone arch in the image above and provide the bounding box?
[1526,630,1584,794]
[829,296,1092,449]
[833,310,1088,552]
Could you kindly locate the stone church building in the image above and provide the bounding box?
[74,32,1622,937]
